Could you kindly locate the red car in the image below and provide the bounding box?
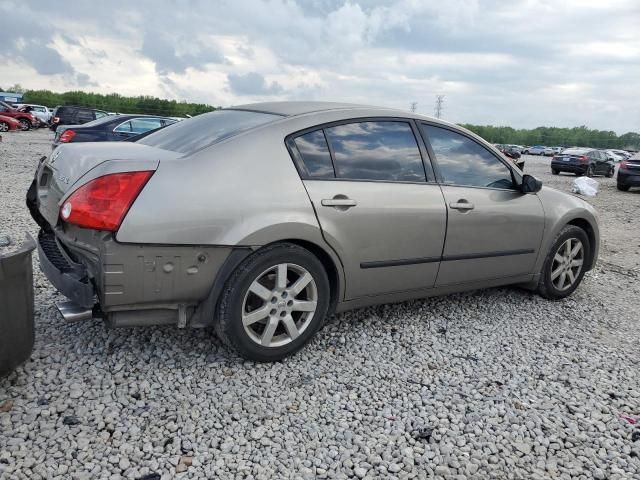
[0,114,21,132]
[0,101,37,130]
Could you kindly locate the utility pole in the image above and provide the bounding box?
[434,95,445,119]
[410,101,417,113]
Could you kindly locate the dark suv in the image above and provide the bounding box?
[50,106,109,131]
[551,148,615,177]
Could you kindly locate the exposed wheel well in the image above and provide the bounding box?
[567,218,596,270]
[281,239,341,315]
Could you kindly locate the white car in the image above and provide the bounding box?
[14,104,52,125]
[605,150,626,162]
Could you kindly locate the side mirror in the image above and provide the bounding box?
[521,174,542,193]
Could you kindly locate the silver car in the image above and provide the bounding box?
[28,102,600,361]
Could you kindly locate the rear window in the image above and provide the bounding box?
[563,149,588,155]
[137,109,282,154]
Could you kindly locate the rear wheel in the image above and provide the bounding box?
[537,225,590,300]
[617,184,630,191]
[18,119,30,131]
[586,165,595,177]
[606,167,614,178]
[0,121,8,132]
[216,243,330,361]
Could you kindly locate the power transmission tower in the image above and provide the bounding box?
[410,101,417,113]
[434,95,445,119]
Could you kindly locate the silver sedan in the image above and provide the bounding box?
[28,102,599,361]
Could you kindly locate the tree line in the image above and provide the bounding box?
[459,124,640,150]
[14,88,217,117]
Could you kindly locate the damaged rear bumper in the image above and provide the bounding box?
[37,230,95,308]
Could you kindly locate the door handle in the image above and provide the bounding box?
[449,200,475,211]
[321,197,357,208]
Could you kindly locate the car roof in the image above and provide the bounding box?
[228,101,399,117]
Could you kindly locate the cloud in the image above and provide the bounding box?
[141,31,224,75]
[227,72,283,96]
[0,0,638,133]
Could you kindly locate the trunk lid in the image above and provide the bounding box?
[35,142,180,227]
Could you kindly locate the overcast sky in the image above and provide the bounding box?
[1,0,639,133]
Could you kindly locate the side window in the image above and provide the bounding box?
[114,121,132,133]
[95,111,107,119]
[293,130,334,178]
[129,118,163,134]
[76,109,94,123]
[423,124,515,190]
[324,121,426,182]
[0,105,7,112]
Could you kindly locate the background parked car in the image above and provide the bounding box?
[0,114,21,132]
[52,114,178,148]
[546,147,563,156]
[0,101,38,130]
[617,153,640,191]
[605,150,626,162]
[551,148,615,177]
[15,104,52,126]
[523,145,546,155]
[50,105,109,131]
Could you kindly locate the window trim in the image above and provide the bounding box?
[284,116,437,184]
[113,117,164,134]
[418,121,520,192]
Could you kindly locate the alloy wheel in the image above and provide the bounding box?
[241,263,318,348]
[550,238,584,291]
[0,122,8,132]
[19,119,29,131]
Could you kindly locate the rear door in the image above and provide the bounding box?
[420,123,545,286]
[290,120,447,300]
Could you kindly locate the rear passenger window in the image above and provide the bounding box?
[423,124,515,190]
[294,130,334,178]
[324,122,426,182]
[76,110,94,123]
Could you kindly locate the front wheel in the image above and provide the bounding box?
[216,243,330,361]
[18,119,30,131]
[537,225,590,300]
[606,167,614,178]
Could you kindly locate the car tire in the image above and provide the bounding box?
[552,169,559,175]
[0,121,8,132]
[215,242,331,362]
[617,184,630,191]
[605,167,614,178]
[537,225,590,300]
[18,119,30,131]
[586,165,594,177]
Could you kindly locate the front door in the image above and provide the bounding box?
[420,123,545,286]
[289,121,447,299]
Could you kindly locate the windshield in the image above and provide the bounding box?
[137,109,283,154]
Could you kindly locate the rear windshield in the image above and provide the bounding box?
[137,109,283,154]
[563,149,588,155]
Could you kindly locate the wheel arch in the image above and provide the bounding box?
[566,217,597,270]
[190,237,345,328]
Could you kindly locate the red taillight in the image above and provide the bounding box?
[620,160,628,169]
[59,129,76,143]
[579,156,589,163]
[60,171,154,231]
[52,117,60,123]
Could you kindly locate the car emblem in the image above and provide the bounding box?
[50,150,61,165]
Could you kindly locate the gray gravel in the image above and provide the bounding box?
[1,130,639,479]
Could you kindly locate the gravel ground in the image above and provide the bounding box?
[1,130,639,480]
